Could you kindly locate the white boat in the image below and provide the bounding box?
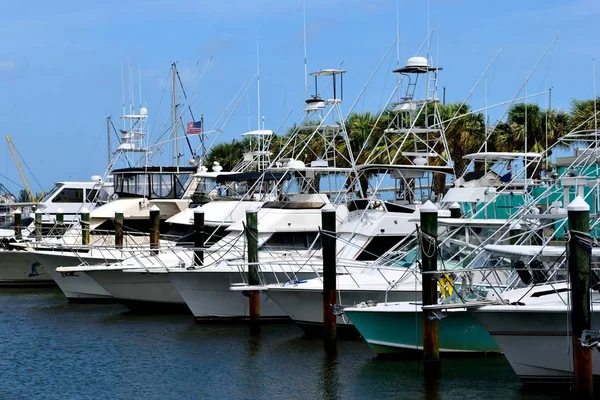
[0,178,111,286]
[25,246,127,301]
[470,282,600,384]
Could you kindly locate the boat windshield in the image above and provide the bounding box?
[40,183,64,203]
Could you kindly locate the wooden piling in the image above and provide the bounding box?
[567,196,593,398]
[149,205,160,254]
[449,202,461,218]
[34,209,42,241]
[245,209,260,333]
[114,210,124,249]
[420,200,441,379]
[56,208,64,237]
[80,208,90,245]
[13,208,22,239]
[193,208,205,266]
[321,204,337,345]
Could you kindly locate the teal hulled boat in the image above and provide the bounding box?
[344,302,500,356]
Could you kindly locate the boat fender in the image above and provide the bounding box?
[513,260,532,285]
[530,259,547,284]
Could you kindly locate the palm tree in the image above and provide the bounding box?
[431,103,486,194]
[205,139,247,171]
[492,103,570,178]
[570,97,600,132]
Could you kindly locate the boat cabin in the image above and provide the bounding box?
[112,166,196,200]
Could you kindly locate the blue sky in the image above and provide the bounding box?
[0,0,598,194]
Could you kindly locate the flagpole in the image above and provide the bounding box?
[201,113,206,163]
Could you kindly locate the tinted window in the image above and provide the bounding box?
[53,188,84,203]
[86,189,99,202]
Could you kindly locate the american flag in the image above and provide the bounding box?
[187,120,202,134]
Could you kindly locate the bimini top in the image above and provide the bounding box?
[215,171,291,184]
[463,152,543,162]
[241,129,273,136]
[355,164,454,175]
[309,69,346,76]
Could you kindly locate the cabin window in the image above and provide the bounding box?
[175,174,193,198]
[262,232,321,250]
[356,236,404,261]
[86,189,99,202]
[151,174,173,198]
[114,174,149,197]
[53,188,84,203]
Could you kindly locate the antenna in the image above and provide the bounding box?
[138,66,142,113]
[171,62,179,166]
[525,68,528,183]
[257,41,261,131]
[120,62,126,130]
[303,0,308,91]
[396,0,400,103]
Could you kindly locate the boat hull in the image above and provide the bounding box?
[267,287,421,336]
[345,305,499,355]
[169,271,316,321]
[31,251,118,301]
[0,249,55,286]
[471,307,600,384]
[86,269,189,313]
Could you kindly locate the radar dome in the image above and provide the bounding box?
[212,161,223,172]
[140,107,148,116]
[405,56,428,69]
[414,156,428,166]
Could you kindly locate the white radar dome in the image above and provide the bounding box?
[405,56,428,69]
[140,107,148,116]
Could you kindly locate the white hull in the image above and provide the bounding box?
[169,270,316,320]
[472,307,600,383]
[86,269,185,306]
[267,286,420,330]
[0,249,54,286]
[30,251,119,301]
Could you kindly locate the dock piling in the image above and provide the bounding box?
[194,208,205,266]
[56,208,64,237]
[449,202,461,218]
[80,208,90,245]
[321,204,337,345]
[567,196,593,398]
[13,208,22,239]
[149,205,160,254]
[420,200,441,379]
[34,209,42,241]
[115,210,124,249]
[245,208,260,334]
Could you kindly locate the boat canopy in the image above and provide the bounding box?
[215,171,291,184]
[437,218,521,229]
[484,244,600,258]
[355,164,454,175]
[463,152,543,161]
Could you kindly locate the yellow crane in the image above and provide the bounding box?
[5,136,44,202]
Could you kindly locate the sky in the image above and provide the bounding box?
[0,0,599,195]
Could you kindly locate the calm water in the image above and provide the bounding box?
[0,288,570,399]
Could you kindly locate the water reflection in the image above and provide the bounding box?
[320,345,340,400]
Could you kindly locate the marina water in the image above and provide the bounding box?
[0,288,569,399]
